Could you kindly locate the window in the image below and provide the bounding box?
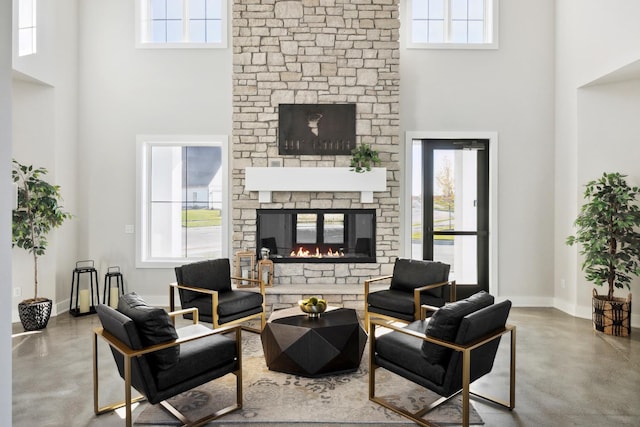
[18,0,37,56]
[323,213,344,244]
[136,0,226,48]
[296,214,318,244]
[294,213,346,246]
[409,0,498,49]
[136,136,229,267]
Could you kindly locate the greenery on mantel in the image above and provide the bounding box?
[350,144,381,173]
[566,172,640,300]
[12,160,72,302]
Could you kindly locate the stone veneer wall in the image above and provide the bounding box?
[232,0,400,285]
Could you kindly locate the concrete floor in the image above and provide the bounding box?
[11,307,640,426]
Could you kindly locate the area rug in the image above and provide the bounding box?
[135,331,483,426]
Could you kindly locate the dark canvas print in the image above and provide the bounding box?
[278,104,356,155]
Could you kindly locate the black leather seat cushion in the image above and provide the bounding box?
[375,320,448,385]
[155,324,237,390]
[189,290,264,318]
[118,292,179,370]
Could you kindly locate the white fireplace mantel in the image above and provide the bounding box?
[245,167,387,203]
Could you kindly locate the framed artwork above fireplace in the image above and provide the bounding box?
[278,104,356,155]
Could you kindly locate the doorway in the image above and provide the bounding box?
[411,138,490,299]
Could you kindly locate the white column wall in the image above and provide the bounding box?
[555,0,640,325]
[400,0,556,303]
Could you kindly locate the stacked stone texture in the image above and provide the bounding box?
[232,0,400,285]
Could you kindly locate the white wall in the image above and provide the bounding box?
[571,79,640,317]
[555,0,640,325]
[77,0,232,303]
[11,0,79,321]
[1,0,13,423]
[400,0,556,303]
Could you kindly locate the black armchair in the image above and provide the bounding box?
[369,291,516,427]
[93,293,242,427]
[171,258,266,333]
[364,258,456,331]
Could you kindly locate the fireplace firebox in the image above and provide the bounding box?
[256,209,376,263]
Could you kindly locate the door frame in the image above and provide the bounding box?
[404,131,499,296]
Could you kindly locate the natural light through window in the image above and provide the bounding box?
[136,136,229,267]
[18,0,37,56]
[409,0,498,49]
[137,0,226,48]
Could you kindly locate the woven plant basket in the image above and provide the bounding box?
[592,289,632,337]
[18,298,53,331]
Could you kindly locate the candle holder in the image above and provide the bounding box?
[234,250,256,288]
[69,260,100,317]
[258,259,274,287]
[103,266,125,309]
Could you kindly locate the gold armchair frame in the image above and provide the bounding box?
[364,275,456,332]
[93,308,243,427]
[170,275,266,333]
[369,318,516,427]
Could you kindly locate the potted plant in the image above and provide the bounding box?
[350,143,381,173]
[12,160,72,330]
[566,172,640,336]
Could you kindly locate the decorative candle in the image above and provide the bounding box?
[242,268,249,285]
[79,289,90,313]
[262,269,269,286]
[109,287,119,309]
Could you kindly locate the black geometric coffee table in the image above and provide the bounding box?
[261,306,367,377]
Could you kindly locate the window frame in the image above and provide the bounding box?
[406,0,499,50]
[136,135,230,268]
[135,0,228,49]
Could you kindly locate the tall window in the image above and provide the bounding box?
[409,0,498,49]
[18,0,37,56]
[136,0,226,48]
[136,136,229,267]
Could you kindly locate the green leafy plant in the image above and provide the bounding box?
[12,160,72,302]
[350,144,381,173]
[566,172,640,300]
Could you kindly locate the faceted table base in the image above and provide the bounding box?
[261,307,367,377]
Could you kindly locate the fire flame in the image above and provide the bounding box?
[289,247,344,258]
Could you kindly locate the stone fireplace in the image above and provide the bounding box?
[232,0,400,286]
